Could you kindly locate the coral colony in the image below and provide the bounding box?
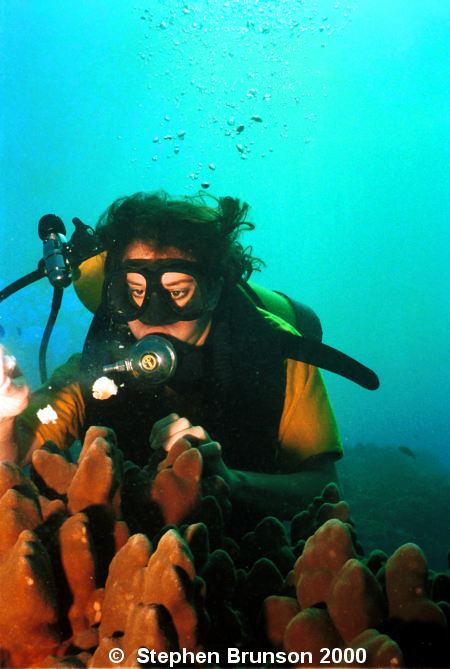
[0,426,449,668]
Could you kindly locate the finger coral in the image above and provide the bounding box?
[0,429,448,668]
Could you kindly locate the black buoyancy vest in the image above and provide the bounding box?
[80,287,288,472]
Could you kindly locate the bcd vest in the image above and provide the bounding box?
[80,286,292,471]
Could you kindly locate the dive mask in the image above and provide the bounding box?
[106,258,220,325]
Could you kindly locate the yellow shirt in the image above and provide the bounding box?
[278,359,342,470]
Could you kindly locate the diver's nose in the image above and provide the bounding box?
[138,292,171,326]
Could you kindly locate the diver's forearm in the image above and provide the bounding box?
[230,462,338,520]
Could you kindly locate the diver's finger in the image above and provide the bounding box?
[198,441,222,460]
[0,351,15,388]
[152,413,180,430]
[0,346,20,383]
[5,355,18,376]
[164,417,193,436]
[149,413,180,441]
[0,345,7,386]
[150,417,191,450]
[159,425,211,452]
[151,416,192,446]
[155,427,196,452]
[157,412,180,427]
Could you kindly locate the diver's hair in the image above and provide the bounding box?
[96,191,263,284]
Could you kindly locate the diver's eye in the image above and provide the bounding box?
[128,286,146,305]
[125,272,147,306]
[161,272,198,307]
[130,287,145,297]
[169,289,189,300]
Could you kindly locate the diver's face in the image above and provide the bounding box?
[123,241,213,345]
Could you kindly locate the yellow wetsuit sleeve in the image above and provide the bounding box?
[16,354,85,456]
[278,358,343,471]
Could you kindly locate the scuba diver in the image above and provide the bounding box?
[0,191,377,524]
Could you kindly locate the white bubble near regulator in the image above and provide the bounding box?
[92,377,119,401]
[36,405,58,424]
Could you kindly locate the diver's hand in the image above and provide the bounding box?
[197,441,239,495]
[0,346,30,421]
[149,413,212,452]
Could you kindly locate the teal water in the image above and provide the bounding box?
[1,1,449,555]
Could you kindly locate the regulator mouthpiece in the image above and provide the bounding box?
[103,335,177,384]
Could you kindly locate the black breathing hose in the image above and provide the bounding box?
[38,287,64,384]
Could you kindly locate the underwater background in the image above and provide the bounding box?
[1,0,449,568]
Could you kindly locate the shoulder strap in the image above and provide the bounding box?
[241,281,323,341]
[238,282,379,390]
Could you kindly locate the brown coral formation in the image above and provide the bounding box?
[0,431,448,668]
